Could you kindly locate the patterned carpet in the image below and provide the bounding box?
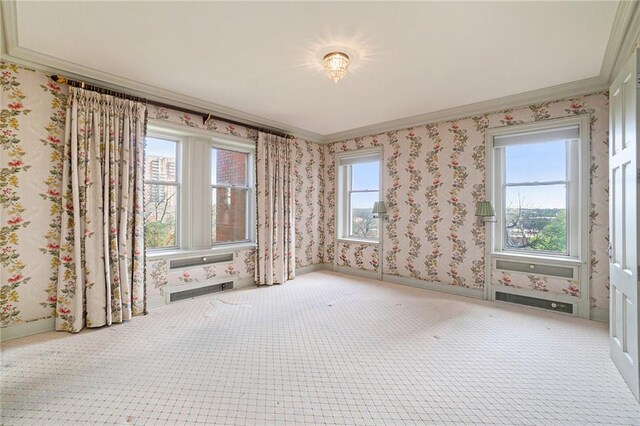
[2,271,638,425]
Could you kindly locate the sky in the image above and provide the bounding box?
[147,137,569,211]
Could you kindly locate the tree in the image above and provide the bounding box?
[529,210,566,252]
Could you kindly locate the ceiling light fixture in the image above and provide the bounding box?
[323,51,350,82]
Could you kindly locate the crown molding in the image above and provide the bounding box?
[0,1,323,143]
[1,0,636,145]
[319,76,608,144]
[600,0,638,83]
[606,0,640,83]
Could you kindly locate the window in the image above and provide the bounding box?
[144,137,179,249]
[337,150,382,241]
[211,148,250,244]
[490,118,588,259]
[144,125,255,252]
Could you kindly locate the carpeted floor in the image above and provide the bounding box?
[1,271,638,425]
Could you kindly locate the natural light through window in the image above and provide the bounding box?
[211,148,250,244]
[144,137,179,249]
[491,121,585,259]
[337,151,381,241]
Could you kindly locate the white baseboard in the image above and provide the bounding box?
[383,273,485,299]
[236,276,255,289]
[297,263,330,275]
[590,307,609,323]
[147,295,166,309]
[335,265,379,281]
[1,317,55,342]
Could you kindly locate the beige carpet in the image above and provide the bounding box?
[1,271,638,425]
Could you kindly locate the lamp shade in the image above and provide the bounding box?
[475,201,495,217]
[372,201,387,215]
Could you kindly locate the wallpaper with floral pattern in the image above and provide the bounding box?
[324,92,610,310]
[0,62,324,328]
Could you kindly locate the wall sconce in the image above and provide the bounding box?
[372,201,388,219]
[475,201,496,223]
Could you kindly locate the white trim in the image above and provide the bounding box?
[1,0,634,143]
[604,1,640,83]
[336,238,380,246]
[335,265,380,281]
[296,263,330,275]
[485,115,591,319]
[321,78,607,143]
[0,1,322,143]
[590,307,609,323]
[0,317,55,342]
[146,295,166,309]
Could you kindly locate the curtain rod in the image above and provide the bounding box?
[50,75,294,139]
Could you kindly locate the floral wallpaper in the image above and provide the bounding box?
[325,92,610,311]
[0,59,611,330]
[0,61,323,329]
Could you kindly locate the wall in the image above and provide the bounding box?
[0,61,324,329]
[323,93,610,311]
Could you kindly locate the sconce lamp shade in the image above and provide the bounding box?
[475,201,495,217]
[372,201,387,215]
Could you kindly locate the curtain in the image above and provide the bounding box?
[55,87,147,332]
[255,132,295,285]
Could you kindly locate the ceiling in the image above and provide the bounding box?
[3,1,624,140]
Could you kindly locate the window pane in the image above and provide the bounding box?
[350,191,379,238]
[212,188,248,243]
[505,140,566,183]
[505,184,567,254]
[351,162,379,190]
[145,137,177,182]
[144,184,177,248]
[212,148,248,186]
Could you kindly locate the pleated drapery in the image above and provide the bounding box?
[255,132,295,285]
[55,87,147,332]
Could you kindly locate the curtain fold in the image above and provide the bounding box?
[55,87,147,332]
[255,132,295,285]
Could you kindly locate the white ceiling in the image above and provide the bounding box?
[10,1,619,138]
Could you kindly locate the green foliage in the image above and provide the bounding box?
[145,221,175,248]
[529,210,566,252]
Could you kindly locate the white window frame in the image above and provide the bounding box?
[486,115,590,263]
[145,121,256,258]
[144,133,181,251]
[210,146,254,246]
[335,148,383,243]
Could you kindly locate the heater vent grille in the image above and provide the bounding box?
[495,291,573,314]
[169,281,233,303]
[495,260,574,279]
[169,253,234,270]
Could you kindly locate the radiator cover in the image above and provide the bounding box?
[495,291,574,314]
[166,281,234,303]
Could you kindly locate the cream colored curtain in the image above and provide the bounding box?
[55,87,147,332]
[255,132,295,285]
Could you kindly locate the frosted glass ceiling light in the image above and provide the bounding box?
[323,52,350,82]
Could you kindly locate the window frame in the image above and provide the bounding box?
[210,146,254,246]
[144,133,182,251]
[335,148,383,243]
[145,121,256,256]
[486,115,590,262]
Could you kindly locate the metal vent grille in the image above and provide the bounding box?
[169,253,234,270]
[169,281,233,303]
[495,291,573,314]
[495,260,574,279]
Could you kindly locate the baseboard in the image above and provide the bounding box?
[236,276,255,289]
[590,307,609,323]
[147,295,166,309]
[1,317,55,342]
[297,263,331,275]
[383,273,485,300]
[335,265,379,281]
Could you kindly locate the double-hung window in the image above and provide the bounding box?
[211,148,251,244]
[336,150,382,241]
[489,116,589,259]
[144,124,255,253]
[144,136,180,249]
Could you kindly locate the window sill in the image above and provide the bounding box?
[490,251,585,267]
[147,242,256,261]
[337,238,380,246]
